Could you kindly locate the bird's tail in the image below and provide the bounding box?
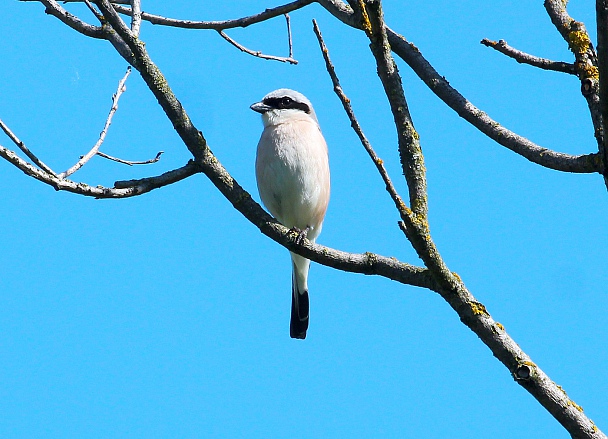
[290,255,310,339]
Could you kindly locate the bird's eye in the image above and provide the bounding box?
[280,97,293,107]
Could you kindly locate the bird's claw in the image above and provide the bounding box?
[290,226,310,245]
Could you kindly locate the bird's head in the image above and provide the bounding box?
[251,88,319,127]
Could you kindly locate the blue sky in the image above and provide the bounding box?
[1,1,606,438]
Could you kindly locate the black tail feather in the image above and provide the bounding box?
[290,277,309,339]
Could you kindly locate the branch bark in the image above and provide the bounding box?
[481,38,577,74]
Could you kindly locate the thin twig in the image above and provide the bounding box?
[312,19,408,221]
[217,30,298,64]
[58,66,132,179]
[130,0,141,36]
[107,0,314,30]
[97,150,163,165]
[286,14,294,59]
[83,0,104,21]
[481,38,576,74]
[0,119,57,176]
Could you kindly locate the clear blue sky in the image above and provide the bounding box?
[1,1,606,438]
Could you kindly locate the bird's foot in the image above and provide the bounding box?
[289,226,310,245]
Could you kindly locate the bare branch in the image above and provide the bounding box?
[481,38,576,74]
[24,0,105,38]
[312,19,409,224]
[0,119,57,176]
[83,0,104,21]
[97,150,163,165]
[58,66,132,179]
[544,0,606,184]
[109,0,314,30]
[286,14,294,59]
[361,2,428,221]
[387,30,601,173]
[217,30,298,64]
[0,140,200,198]
[129,0,141,36]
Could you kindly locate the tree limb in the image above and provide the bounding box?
[481,38,577,74]
[129,0,141,36]
[217,30,298,64]
[108,0,315,30]
[596,0,608,188]
[312,19,409,225]
[0,140,200,198]
[544,0,606,184]
[0,119,57,176]
[58,66,132,179]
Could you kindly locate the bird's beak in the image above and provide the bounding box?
[250,102,272,114]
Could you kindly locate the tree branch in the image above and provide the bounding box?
[97,150,163,165]
[312,19,409,224]
[544,0,606,185]
[0,119,57,176]
[129,0,141,36]
[285,14,294,59]
[0,140,200,198]
[25,0,105,38]
[108,0,314,30]
[481,38,577,74]
[388,29,601,173]
[596,0,608,188]
[58,66,132,179]
[217,30,298,64]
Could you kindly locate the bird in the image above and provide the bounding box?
[251,88,330,339]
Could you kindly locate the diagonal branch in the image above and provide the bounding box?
[23,0,104,38]
[217,30,298,64]
[0,119,57,176]
[481,38,577,74]
[58,66,132,179]
[387,29,601,174]
[312,19,410,229]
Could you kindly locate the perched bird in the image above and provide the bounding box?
[251,89,330,339]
